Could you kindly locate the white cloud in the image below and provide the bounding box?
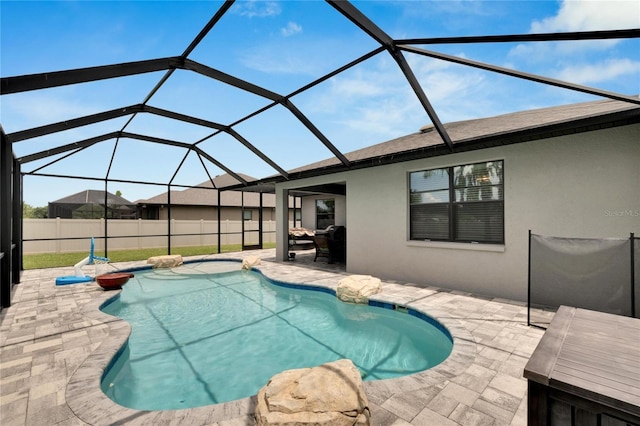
[307,59,402,110]
[400,0,487,17]
[281,21,302,37]
[233,1,281,18]
[554,58,640,85]
[404,54,493,121]
[531,0,639,32]
[508,0,640,84]
[238,37,361,76]
[307,54,491,139]
[509,0,640,58]
[342,96,420,136]
[512,38,624,60]
[419,69,484,104]
[297,59,415,137]
[2,95,95,131]
[239,49,318,75]
[330,73,387,98]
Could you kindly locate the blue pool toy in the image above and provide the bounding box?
[55,275,92,285]
[55,238,110,286]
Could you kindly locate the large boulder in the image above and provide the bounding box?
[242,255,261,270]
[255,359,370,426]
[147,254,183,268]
[336,275,382,304]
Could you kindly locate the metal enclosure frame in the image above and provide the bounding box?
[1,0,639,309]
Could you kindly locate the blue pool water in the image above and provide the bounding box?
[100,261,453,410]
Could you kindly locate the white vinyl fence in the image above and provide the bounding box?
[23,218,278,254]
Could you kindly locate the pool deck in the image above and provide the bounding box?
[0,249,554,425]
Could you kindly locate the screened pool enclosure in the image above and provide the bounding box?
[2,1,639,309]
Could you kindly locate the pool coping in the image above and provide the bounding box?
[66,259,477,425]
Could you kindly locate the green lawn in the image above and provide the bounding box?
[23,243,276,270]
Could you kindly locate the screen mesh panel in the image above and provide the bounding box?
[529,234,634,323]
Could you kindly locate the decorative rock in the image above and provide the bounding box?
[147,254,183,268]
[242,255,261,270]
[337,275,382,304]
[255,359,370,426]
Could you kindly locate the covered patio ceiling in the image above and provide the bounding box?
[1,0,639,199]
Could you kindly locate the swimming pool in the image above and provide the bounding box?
[100,261,453,410]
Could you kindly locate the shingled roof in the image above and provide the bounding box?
[138,173,277,208]
[50,190,134,205]
[285,98,640,176]
[215,97,639,195]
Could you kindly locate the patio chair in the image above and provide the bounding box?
[313,232,331,262]
[313,225,346,263]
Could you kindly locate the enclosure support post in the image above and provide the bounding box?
[12,158,22,283]
[217,190,221,254]
[241,192,245,249]
[631,233,636,318]
[167,184,171,255]
[1,129,14,308]
[276,187,289,261]
[527,229,532,327]
[259,192,263,249]
[103,180,108,257]
[292,197,298,228]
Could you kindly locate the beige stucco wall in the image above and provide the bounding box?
[276,124,639,302]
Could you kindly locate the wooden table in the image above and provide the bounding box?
[524,306,640,425]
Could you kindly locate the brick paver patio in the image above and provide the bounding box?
[0,249,552,425]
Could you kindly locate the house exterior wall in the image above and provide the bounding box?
[276,124,639,301]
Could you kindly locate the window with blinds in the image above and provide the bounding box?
[409,160,504,244]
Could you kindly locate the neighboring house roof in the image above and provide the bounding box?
[138,173,278,208]
[49,190,134,205]
[226,98,639,191]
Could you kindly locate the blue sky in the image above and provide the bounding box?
[1,0,639,207]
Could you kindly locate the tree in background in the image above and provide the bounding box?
[23,203,48,218]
